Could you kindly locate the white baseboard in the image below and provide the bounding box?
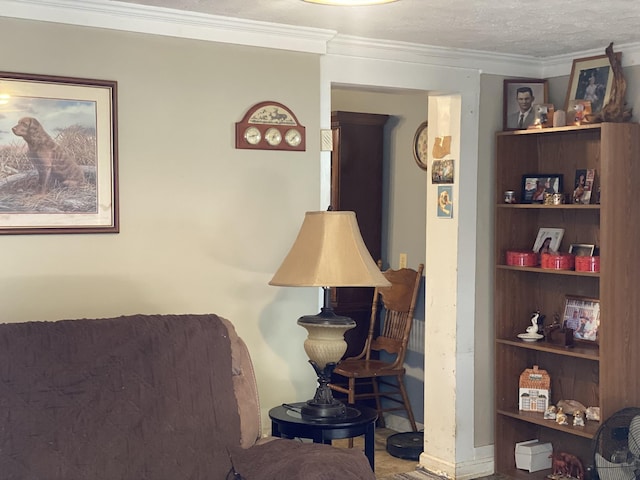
[418,445,494,480]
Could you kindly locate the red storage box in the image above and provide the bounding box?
[541,252,575,270]
[506,250,538,267]
[575,255,600,272]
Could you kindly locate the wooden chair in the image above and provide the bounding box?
[330,263,424,431]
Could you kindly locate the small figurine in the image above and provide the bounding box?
[573,410,585,427]
[555,407,568,425]
[560,452,584,480]
[544,405,557,420]
[586,406,601,421]
[527,311,542,334]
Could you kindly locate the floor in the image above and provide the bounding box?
[333,427,421,479]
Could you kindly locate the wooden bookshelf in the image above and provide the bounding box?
[494,123,640,477]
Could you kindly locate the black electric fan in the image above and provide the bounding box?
[591,407,640,480]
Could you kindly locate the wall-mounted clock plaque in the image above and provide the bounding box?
[235,101,306,151]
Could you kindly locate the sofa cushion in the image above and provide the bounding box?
[232,438,376,479]
[0,314,240,480]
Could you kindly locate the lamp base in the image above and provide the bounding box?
[301,360,347,419]
[301,398,346,419]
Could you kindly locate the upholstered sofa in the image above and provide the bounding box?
[0,313,375,479]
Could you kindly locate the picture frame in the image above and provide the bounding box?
[431,159,454,184]
[562,295,600,344]
[521,174,563,204]
[569,244,596,257]
[572,169,596,204]
[503,79,548,131]
[436,185,453,219]
[0,71,118,234]
[565,52,621,115]
[532,227,564,254]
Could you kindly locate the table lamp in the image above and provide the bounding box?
[269,210,390,419]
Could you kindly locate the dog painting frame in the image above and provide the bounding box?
[0,71,118,234]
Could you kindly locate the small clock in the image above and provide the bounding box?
[285,128,302,147]
[265,127,282,146]
[413,121,428,171]
[243,126,261,145]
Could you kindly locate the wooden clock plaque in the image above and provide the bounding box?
[235,101,306,151]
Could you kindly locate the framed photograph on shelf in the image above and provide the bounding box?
[565,52,621,115]
[562,295,600,343]
[569,244,596,256]
[532,227,565,254]
[503,79,548,131]
[572,169,596,204]
[521,174,563,204]
[0,71,118,234]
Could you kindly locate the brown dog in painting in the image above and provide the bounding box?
[12,117,85,193]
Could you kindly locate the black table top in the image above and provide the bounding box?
[269,402,377,427]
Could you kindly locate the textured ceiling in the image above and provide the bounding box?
[116,0,640,58]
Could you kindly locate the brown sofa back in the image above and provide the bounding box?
[0,314,243,479]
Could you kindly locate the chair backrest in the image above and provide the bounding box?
[364,263,424,366]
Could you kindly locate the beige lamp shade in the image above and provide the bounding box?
[269,211,390,288]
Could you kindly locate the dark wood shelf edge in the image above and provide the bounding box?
[497,204,600,210]
[497,124,602,137]
[497,409,597,439]
[496,265,600,277]
[496,338,600,360]
[496,338,600,362]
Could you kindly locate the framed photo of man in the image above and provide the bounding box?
[503,79,548,131]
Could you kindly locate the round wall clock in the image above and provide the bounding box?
[235,101,306,151]
[413,121,428,170]
[243,126,261,145]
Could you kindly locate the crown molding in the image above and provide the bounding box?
[541,41,640,78]
[0,0,335,54]
[3,0,640,78]
[327,35,545,77]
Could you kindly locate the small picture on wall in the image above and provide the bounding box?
[431,159,454,184]
[437,185,453,218]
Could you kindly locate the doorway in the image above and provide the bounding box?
[330,85,427,431]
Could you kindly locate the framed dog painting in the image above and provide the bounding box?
[0,72,118,234]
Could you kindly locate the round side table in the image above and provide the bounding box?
[269,402,377,471]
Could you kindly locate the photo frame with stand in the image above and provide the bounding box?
[521,174,563,204]
[533,227,564,254]
[562,295,600,344]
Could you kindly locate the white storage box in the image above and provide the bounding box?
[515,439,552,472]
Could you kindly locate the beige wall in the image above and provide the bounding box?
[0,17,324,431]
